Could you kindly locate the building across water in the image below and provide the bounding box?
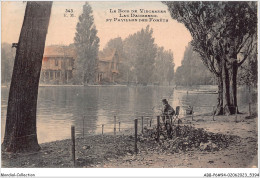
[40,45,76,84]
[40,45,121,84]
[97,49,120,83]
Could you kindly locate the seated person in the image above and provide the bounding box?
[162,99,175,116]
[161,99,175,138]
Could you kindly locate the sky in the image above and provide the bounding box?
[1,1,192,69]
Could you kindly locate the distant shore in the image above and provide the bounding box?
[1,84,128,88]
[39,84,128,87]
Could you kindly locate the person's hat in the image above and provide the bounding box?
[162,99,168,103]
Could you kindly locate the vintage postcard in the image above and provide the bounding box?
[1,1,258,177]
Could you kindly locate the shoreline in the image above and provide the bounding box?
[39,84,128,87]
[2,113,257,168]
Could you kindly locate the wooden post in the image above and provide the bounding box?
[141,116,144,134]
[82,116,85,138]
[191,106,194,121]
[249,85,251,117]
[102,124,104,135]
[157,116,160,142]
[249,102,251,117]
[114,116,116,135]
[150,119,152,127]
[118,122,120,132]
[162,115,165,125]
[71,125,75,167]
[147,118,148,127]
[134,119,138,154]
[235,106,238,123]
[176,117,180,137]
[66,71,69,83]
[212,106,215,121]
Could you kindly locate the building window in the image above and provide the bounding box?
[55,59,58,66]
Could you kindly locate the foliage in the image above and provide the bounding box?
[164,1,257,75]
[153,47,175,85]
[238,40,257,87]
[175,43,213,86]
[103,37,124,55]
[102,27,174,85]
[123,25,157,84]
[164,2,222,76]
[74,2,100,84]
[164,1,257,114]
[1,43,15,84]
[143,125,239,152]
[123,33,139,83]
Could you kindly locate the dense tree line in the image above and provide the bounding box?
[175,43,214,86]
[102,25,175,85]
[175,42,257,87]
[124,25,157,85]
[153,47,174,85]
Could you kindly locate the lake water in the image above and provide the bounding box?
[1,85,255,143]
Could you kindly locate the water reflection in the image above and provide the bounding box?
[1,85,254,143]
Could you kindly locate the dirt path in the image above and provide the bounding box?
[1,113,257,168]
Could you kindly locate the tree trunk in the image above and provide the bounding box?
[222,60,232,115]
[2,2,52,153]
[229,61,238,113]
[215,75,224,115]
[223,60,238,115]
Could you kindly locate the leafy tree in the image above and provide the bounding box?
[153,47,175,85]
[175,43,213,86]
[238,41,257,87]
[123,33,138,83]
[2,2,52,152]
[216,2,257,114]
[74,2,100,84]
[1,43,15,85]
[164,2,223,114]
[167,63,175,85]
[164,1,257,115]
[124,25,157,85]
[103,37,124,55]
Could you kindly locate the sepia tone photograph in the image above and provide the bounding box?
[1,1,258,177]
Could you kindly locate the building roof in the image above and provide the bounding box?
[43,45,76,58]
[98,49,117,62]
[43,45,122,63]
